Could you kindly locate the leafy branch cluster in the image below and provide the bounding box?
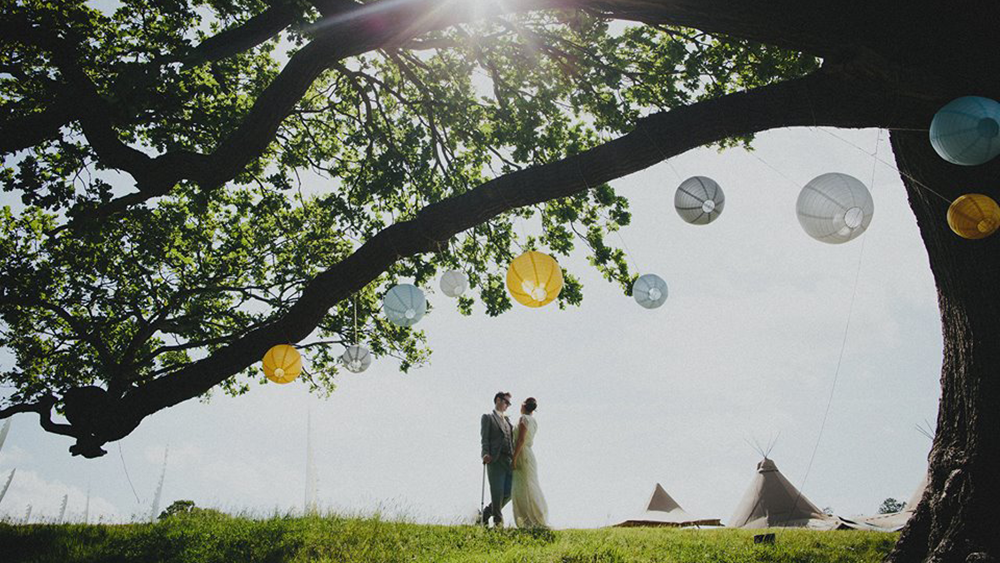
[0,0,816,411]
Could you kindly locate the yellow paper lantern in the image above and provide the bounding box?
[506,251,563,308]
[262,344,302,384]
[947,194,1000,239]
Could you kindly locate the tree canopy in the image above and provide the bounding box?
[0,0,822,454]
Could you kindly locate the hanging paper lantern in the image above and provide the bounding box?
[796,173,874,244]
[383,283,427,327]
[439,270,468,298]
[929,96,1000,166]
[341,345,372,373]
[675,176,725,225]
[947,194,1000,239]
[632,274,668,309]
[506,251,563,308]
[262,344,302,384]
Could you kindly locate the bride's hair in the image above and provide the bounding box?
[523,397,538,413]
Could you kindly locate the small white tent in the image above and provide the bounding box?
[615,483,722,528]
[729,457,838,529]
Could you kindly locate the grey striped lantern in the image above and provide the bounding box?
[796,173,874,244]
[439,270,468,298]
[341,345,372,373]
[632,274,668,309]
[382,283,427,327]
[675,176,725,225]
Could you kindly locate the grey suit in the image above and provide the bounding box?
[481,412,514,524]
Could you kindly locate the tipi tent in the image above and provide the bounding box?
[729,457,837,529]
[615,483,722,528]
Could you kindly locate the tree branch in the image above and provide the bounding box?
[183,1,303,66]
[72,0,851,222]
[105,68,934,449]
[0,395,76,439]
[9,0,920,224]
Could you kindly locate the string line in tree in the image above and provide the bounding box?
[118,442,141,504]
[813,127,952,204]
[575,160,643,275]
[637,122,685,183]
[778,130,879,527]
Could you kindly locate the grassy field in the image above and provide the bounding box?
[1,513,898,563]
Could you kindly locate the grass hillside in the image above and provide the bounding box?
[1,513,898,563]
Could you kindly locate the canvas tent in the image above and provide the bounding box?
[615,483,722,528]
[729,457,840,529]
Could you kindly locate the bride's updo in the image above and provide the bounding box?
[523,397,538,413]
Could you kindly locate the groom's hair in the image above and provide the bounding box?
[493,391,511,403]
[524,397,538,413]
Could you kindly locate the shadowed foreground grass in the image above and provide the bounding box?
[1,513,898,563]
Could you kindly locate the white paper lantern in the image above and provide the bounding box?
[382,283,426,327]
[439,270,468,298]
[632,274,668,309]
[675,176,725,225]
[796,173,874,244]
[341,345,372,373]
[929,96,1000,166]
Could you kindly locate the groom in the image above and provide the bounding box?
[480,391,514,527]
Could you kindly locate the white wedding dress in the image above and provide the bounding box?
[512,414,549,528]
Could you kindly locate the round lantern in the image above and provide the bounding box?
[341,344,372,373]
[675,176,725,225]
[929,96,1000,166]
[382,283,426,327]
[506,251,563,308]
[262,344,302,384]
[439,270,468,298]
[632,274,668,309]
[947,194,1000,239]
[796,173,874,244]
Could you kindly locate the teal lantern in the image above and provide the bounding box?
[929,96,1000,166]
[383,284,427,327]
[632,274,668,309]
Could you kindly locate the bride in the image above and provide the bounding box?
[511,397,549,528]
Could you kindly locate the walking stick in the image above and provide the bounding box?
[480,462,487,517]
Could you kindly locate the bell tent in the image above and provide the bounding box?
[615,483,722,528]
[729,457,838,529]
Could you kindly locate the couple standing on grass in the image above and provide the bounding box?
[478,391,548,529]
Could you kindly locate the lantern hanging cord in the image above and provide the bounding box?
[747,151,803,189]
[780,137,876,528]
[638,121,685,182]
[576,159,643,275]
[118,442,142,504]
[813,127,952,205]
[353,294,359,346]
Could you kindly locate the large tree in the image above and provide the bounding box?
[1,1,997,560]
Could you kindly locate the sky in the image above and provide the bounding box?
[0,123,943,528]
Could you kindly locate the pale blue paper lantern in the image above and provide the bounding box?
[632,274,668,309]
[383,283,426,327]
[439,270,468,298]
[675,176,725,225]
[796,173,874,244]
[929,96,1000,166]
[341,345,372,373]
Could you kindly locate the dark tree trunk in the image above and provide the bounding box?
[887,132,1000,562]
